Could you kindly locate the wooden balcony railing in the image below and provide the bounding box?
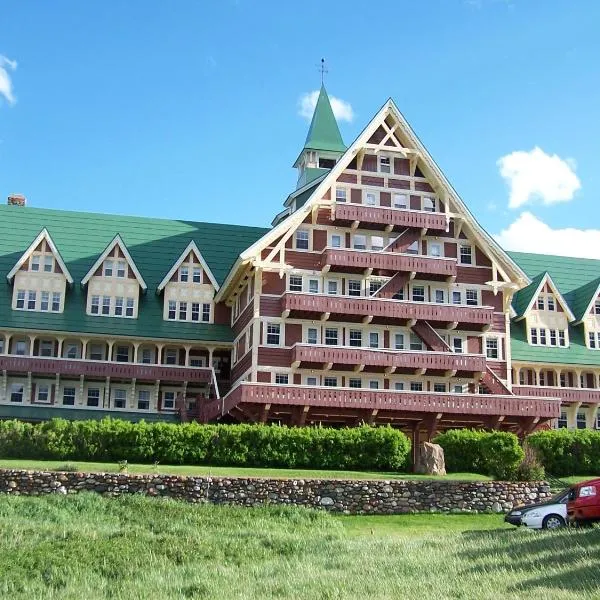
[0,354,213,383]
[331,203,447,231]
[513,385,600,404]
[321,248,457,277]
[291,344,487,373]
[281,293,494,328]
[223,383,561,419]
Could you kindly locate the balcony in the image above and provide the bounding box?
[224,383,560,419]
[281,292,494,330]
[331,203,447,231]
[291,344,487,375]
[321,248,456,279]
[0,354,214,384]
[513,386,600,405]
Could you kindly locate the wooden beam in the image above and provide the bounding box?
[298,405,310,426]
[259,403,271,424]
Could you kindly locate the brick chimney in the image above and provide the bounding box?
[7,194,26,206]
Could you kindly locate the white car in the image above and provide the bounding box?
[508,490,569,530]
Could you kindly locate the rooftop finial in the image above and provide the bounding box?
[318,58,328,85]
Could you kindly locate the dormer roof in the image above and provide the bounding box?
[81,234,147,291]
[157,240,219,293]
[512,272,575,321]
[6,228,73,284]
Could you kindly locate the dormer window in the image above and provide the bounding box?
[193,267,202,283]
[537,296,544,310]
[104,260,113,277]
[44,255,54,272]
[116,261,126,278]
[16,290,25,309]
[547,296,555,311]
[180,266,189,282]
[379,155,391,173]
[27,291,36,310]
[31,255,40,271]
[595,300,600,315]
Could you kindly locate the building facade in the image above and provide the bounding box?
[1,87,595,442]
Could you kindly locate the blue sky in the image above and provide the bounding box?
[1,1,600,257]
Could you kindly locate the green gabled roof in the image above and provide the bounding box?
[0,205,268,342]
[302,86,346,154]
[512,271,546,319]
[569,277,600,322]
[511,320,600,367]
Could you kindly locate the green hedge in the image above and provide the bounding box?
[527,429,600,476]
[433,429,524,479]
[0,419,411,472]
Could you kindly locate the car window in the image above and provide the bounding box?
[550,490,570,504]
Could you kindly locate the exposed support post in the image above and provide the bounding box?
[411,421,423,471]
[154,379,161,411]
[298,405,310,426]
[26,372,32,403]
[259,403,271,424]
[133,342,140,363]
[78,375,85,406]
[104,377,110,408]
[130,378,137,410]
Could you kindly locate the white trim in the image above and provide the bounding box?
[156,240,219,293]
[516,273,575,322]
[574,281,600,325]
[6,228,74,285]
[81,234,147,291]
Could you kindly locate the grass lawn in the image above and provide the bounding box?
[0,458,491,481]
[0,494,598,599]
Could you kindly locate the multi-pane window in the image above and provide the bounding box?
[306,377,318,386]
[163,391,176,410]
[369,280,382,295]
[336,188,347,202]
[429,243,442,257]
[412,286,425,302]
[202,303,211,322]
[15,340,27,356]
[192,267,202,283]
[394,333,405,350]
[325,328,339,346]
[87,388,100,407]
[410,382,423,392]
[459,245,472,265]
[486,338,499,359]
[433,383,446,393]
[51,292,61,312]
[369,332,379,349]
[466,290,478,306]
[62,387,76,406]
[434,289,445,304]
[113,389,127,409]
[393,193,408,209]
[102,296,111,315]
[39,340,53,357]
[275,374,289,385]
[115,297,124,316]
[115,346,129,363]
[308,279,319,293]
[557,411,568,429]
[43,255,54,272]
[307,328,318,345]
[126,298,135,317]
[103,260,113,277]
[371,236,384,251]
[410,334,423,351]
[138,390,150,410]
[547,296,556,311]
[165,349,178,365]
[393,289,404,300]
[295,230,309,250]
[191,303,200,322]
[577,412,587,430]
[452,291,462,305]
[41,291,49,311]
[289,276,303,292]
[10,383,24,403]
[31,255,40,271]
[452,338,464,354]
[16,290,25,309]
[116,261,126,278]
[27,291,37,310]
[379,156,391,173]
[365,191,377,206]
[348,280,362,296]
[179,302,188,320]
[65,344,78,359]
[168,300,177,320]
[141,348,153,364]
[89,344,104,360]
[34,384,48,403]
[91,295,100,314]
[330,234,342,248]
[327,280,338,295]
[353,235,367,250]
[589,332,598,349]
[323,377,337,387]
[369,380,379,390]
[537,296,545,310]
[349,378,362,389]
[423,197,435,212]
[349,330,362,347]
[266,323,281,345]
[595,300,600,315]
[539,329,547,345]
[180,266,189,282]
[530,328,538,344]
[558,330,566,347]
[549,329,557,346]
[394,382,405,391]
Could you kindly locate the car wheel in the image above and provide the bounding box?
[542,514,565,530]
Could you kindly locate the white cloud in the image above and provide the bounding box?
[497,147,581,209]
[298,90,354,123]
[494,211,600,259]
[0,55,17,105]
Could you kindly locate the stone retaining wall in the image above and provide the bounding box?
[0,469,553,514]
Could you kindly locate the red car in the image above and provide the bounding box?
[567,478,600,525]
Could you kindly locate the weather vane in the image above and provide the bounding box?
[318,58,328,84]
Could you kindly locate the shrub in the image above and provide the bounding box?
[0,419,411,472]
[514,444,545,481]
[433,429,524,479]
[527,429,600,476]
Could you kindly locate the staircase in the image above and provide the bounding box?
[481,367,512,395]
[374,272,409,299]
[410,320,450,352]
[385,228,421,253]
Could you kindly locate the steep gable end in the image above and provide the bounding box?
[157,240,219,292]
[6,228,73,284]
[513,272,575,321]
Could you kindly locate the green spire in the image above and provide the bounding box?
[303,85,346,153]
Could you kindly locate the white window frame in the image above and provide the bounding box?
[378,155,391,174]
[295,229,310,250]
[393,193,408,209]
[335,188,347,203]
[364,190,378,206]
[265,322,281,346]
[459,245,473,265]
